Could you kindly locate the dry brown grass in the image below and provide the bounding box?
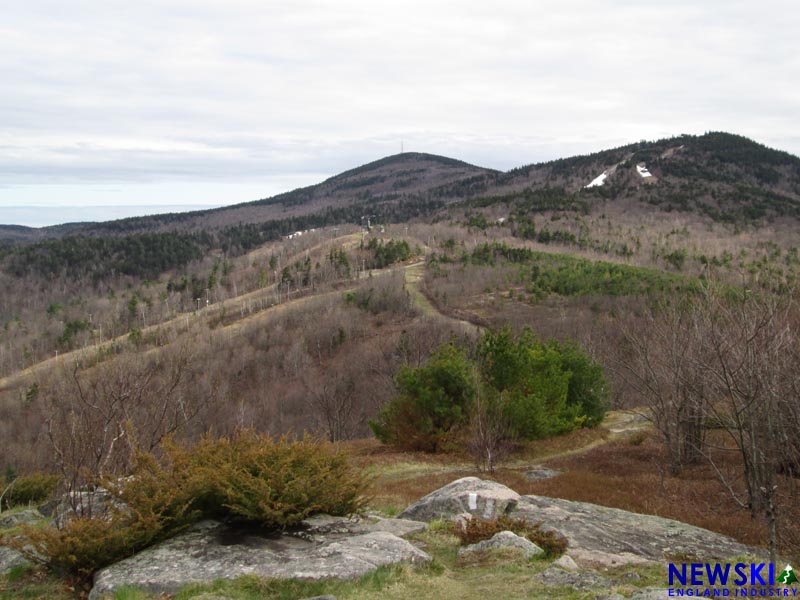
[353,428,800,558]
[522,430,800,558]
[346,427,609,513]
[524,434,766,543]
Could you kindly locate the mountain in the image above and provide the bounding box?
[5,132,799,244]
[464,132,800,223]
[3,132,800,280]
[0,153,493,242]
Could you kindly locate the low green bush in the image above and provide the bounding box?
[12,431,367,579]
[372,328,608,453]
[1,472,59,510]
[165,431,369,529]
[16,512,161,577]
[370,344,476,452]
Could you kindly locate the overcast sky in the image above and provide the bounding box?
[1,0,799,217]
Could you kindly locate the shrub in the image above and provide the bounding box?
[165,431,369,529]
[13,454,200,578]
[452,515,567,558]
[372,329,609,454]
[1,472,59,510]
[369,344,476,452]
[12,431,368,579]
[478,328,608,440]
[552,340,609,427]
[15,512,159,577]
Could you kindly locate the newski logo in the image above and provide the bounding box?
[669,562,776,587]
[780,565,798,586]
[668,562,800,597]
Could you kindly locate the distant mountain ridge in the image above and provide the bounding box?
[482,132,800,222]
[2,132,799,244]
[0,152,490,240]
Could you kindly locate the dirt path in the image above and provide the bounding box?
[366,409,653,489]
[511,409,650,468]
[403,262,481,336]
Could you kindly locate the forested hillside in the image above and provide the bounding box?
[2,133,800,587]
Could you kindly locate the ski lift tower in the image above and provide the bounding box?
[360,215,376,231]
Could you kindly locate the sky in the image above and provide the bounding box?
[1,0,799,225]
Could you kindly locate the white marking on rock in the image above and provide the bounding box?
[483,498,496,519]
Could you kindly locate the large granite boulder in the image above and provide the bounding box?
[399,478,760,569]
[511,494,760,567]
[89,517,430,599]
[399,477,520,521]
[523,466,561,482]
[42,488,123,526]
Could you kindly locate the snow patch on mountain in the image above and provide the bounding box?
[585,172,608,188]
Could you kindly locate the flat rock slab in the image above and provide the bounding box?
[523,466,561,482]
[301,514,427,539]
[90,520,430,600]
[511,494,759,567]
[628,589,671,599]
[533,567,611,590]
[399,477,520,521]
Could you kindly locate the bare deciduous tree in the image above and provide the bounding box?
[305,370,357,443]
[467,385,513,473]
[44,344,214,517]
[616,284,800,562]
[691,287,799,563]
[616,301,707,474]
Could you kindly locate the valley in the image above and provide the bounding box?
[2,131,800,598]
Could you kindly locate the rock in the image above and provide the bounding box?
[0,546,30,576]
[367,516,427,538]
[628,589,671,599]
[523,466,561,482]
[451,512,473,531]
[399,477,520,521]
[297,514,427,539]
[41,488,122,526]
[552,554,579,571]
[458,531,543,559]
[89,520,431,599]
[300,513,359,535]
[511,494,759,567]
[594,594,624,600]
[534,567,611,590]
[0,509,43,529]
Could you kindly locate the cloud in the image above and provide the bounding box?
[1,0,798,205]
